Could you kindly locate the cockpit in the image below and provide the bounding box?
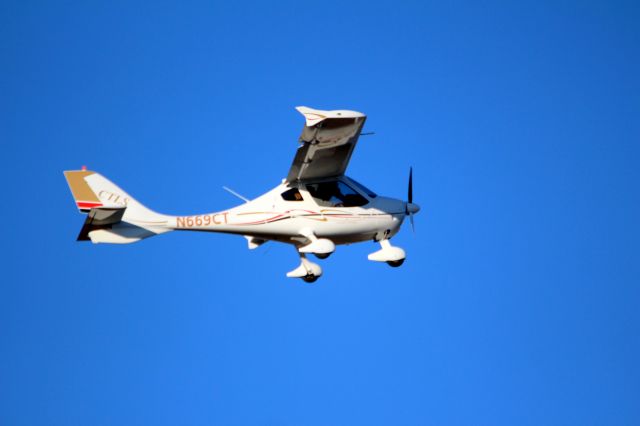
[280,177,377,208]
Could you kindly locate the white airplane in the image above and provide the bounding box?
[64,106,420,282]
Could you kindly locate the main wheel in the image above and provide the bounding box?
[386,259,405,268]
[314,252,331,260]
[302,274,319,283]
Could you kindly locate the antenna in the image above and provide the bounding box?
[222,186,250,203]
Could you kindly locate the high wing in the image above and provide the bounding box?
[286,106,367,182]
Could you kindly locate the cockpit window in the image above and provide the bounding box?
[347,177,377,198]
[281,187,303,201]
[305,181,368,207]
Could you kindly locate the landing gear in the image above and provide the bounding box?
[298,228,335,258]
[386,259,405,268]
[302,274,319,283]
[285,229,334,280]
[368,239,406,266]
[286,251,323,283]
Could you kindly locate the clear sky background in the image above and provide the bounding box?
[1,1,639,425]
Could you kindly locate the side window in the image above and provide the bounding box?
[281,187,303,202]
[306,181,368,207]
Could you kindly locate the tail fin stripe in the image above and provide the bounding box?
[77,201,104,209]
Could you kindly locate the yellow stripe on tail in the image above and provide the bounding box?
[63,170,103,212]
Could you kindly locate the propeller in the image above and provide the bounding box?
[405,167,419,232]
[408,167,413,203]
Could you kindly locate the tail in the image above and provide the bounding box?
[64,169,171,244]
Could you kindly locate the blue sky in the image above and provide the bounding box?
[1,1,639,425]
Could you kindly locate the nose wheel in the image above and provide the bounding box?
[386,259,405,268]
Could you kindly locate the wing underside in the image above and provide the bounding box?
[286,106,366,182]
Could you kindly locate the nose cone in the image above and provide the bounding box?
[406,202,420,214]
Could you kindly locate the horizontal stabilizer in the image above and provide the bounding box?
[77,207,126,241]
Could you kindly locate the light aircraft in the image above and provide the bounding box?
[64,106,420,282]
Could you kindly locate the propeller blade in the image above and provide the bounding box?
[405,167,416,232]
[408,167,413,204]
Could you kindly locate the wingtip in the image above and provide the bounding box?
[295,106,365,127]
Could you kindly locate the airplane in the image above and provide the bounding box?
[64,106,421,282]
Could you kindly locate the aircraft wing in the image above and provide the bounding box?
[286,106,367,182]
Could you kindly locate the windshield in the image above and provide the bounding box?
[306,181,369,207]
[347,177,377,198]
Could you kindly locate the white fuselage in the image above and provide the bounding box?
[168,176,407,246]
